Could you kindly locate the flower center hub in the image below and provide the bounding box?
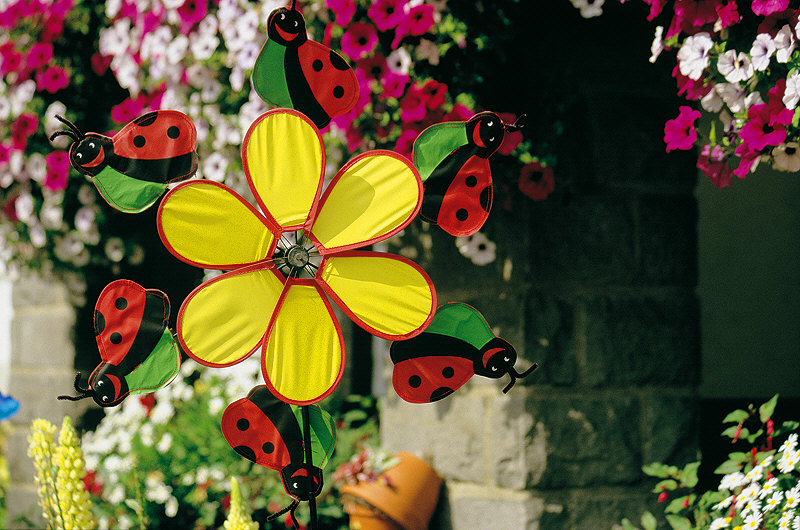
[286,245,310,269]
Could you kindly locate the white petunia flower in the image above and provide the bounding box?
[106,484,125,505]
[10,80,36,117]
[117,515,134,530]
[456,232,497,266]
[201,152,227,182]
[678,33,714,80]
[717,50,754,83]
[650,25,664,64]
[99,20,132,57]
[386,48,412,74]
[25,153,46,182]
[569,0,604,18]
[165,496,178,517]
[715,82,747,113]
[190,32,219,60]
[156,432,173,454]
[772,142,800,172]
[166,34,190,65]
[751,33,776,71]
[775,24,796,63]
[235,41,260,71]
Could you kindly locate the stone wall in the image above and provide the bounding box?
[5,276,84,529]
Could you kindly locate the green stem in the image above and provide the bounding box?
[45,442,66,530]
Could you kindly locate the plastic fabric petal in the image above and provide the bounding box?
[178,264,284,367]
[262,281,344,405]
[158,180,277,269]
[243,109,325,230]
[310,151,421,253]
[318,252,436,340]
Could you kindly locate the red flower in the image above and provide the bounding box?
[139,393,156,416]
[379,70,409,99]
[0,43,23,75]
[498,112,523,156]
[697,144,734,189]
[11,113,38,150]
[673,66,711,101]
[221,493,231,511]
[345,123,364,152]
[518,161,555,201]
[673,0,718,28]
[356,53,388,81]
[664,106,701,152]
[757,9,798,36]
[91,52,111,76]
[420,79,447,110]
[44,151,70,191]
[367,0,407,31]
[399,84,427,123]
[391,3,435,48]
[733,141,760,179]
[41,15,64,42]
[35,65,69,93]
[3,195,19,222]
[341,22,379,61]
[83,470,103,496]
[25,43,53,70]
[751,0,789,16]
[325,0,356,27]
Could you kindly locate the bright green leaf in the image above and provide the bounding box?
[759,394,779,422]
[681,462,700,488]
[722,410,749,424]
[714,460,741,474]
[643,463,678,477]
[665,496,688,514]
[728,451,749,462]
[665,514,692,530]
[654,479,679,492]
[620,518,636,530]
[641,511,658,530]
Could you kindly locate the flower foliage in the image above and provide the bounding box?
[573,0,800,188]
[622,394,800,530]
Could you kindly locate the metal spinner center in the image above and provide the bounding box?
[286,245,310,269]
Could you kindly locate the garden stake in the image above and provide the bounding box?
[302,405,319,530]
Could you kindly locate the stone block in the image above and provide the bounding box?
[526,394,641,488]
[11,276,69,309]
[7,428,36,483]
[5,482,42,529]
[445,483,544,530]
[11,306,75,366]
[524,293,577,386]
[8,371,85,424]
[640,392,699,466]
[488,391,546,490]
[540,487,654,530]
[638,195,698,286]
[582,293,700,387]
[380,391,487,483]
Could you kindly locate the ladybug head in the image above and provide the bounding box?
[280,463,323,501]
[475,337,539,393]
[268,7,307,47]
[57,369,129,407]
[466,112,505,158]
[50,115,113,176]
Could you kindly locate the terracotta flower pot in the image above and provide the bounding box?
[341,452,442,530]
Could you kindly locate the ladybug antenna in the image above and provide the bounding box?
[504,113,527,133]
[501,362,539,394]
[57,371,93,401]
[49,115,84,144]
[266,499,300,529]
[289,0,297,11]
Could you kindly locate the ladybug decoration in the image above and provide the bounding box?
[412,112,525,237]
[389,303,538,404]
[221,385,335,526]
[251,1,359,129]
[58,280,181,407]
[49,110,198,213]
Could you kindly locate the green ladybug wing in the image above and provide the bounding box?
[426,302,496,349]
[412,122,469,182]
[124,328,181,395]
[252,39,292,109]
[290,403,336,469]
[93,165,168,213]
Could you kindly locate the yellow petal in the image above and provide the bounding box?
[243,109,324,230]
[178,264,284,366]
[318,252,436,339]
[262,281,344,404]
[158,180,276,269]
[310,151,421,252]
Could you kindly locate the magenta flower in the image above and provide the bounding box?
[379,70,409,99]
[420,79,447,110]
[110,97,145,124]
[400,3,434,35]
[356,53,388,81]
[25,43,53,70]
[734,141,760,178]
[341,22,379,61]
[673,0,718,28]
[367,0,407,31]
[664,106,701,152]
[673,65,711,101]
[35,65,69,93]
[644,0,667,20]
[399,84,427,123]
[715,0,740,27]
[697,144,734,188]
[326,0,356,27]
[176,0,207,34]
[0,43,23,75]
[44,151,70,191]
[11,113,38,150]
[394,128,419,158]
[519,161,555,201]
[752,0,789,16]
[738,102,793,151]
[445,103,474,122]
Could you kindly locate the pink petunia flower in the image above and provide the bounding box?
[715,0,740,28]
[664,106,701,152]
[25,43,53,70]
[519,161,555,201]
[91,52,111,76]
[0,43,23,75]
[444,103,474,122]
[673,65,712,100]
[379,70,409,99]
[497,113,523,156]
[673,0,718,28]
[11,113,38,150]
[420,79,447,111]
[367,0,407,31]
[41,15,64,42]
[356,53,388,81]
[341,22,379,61]
[326,0,356,27]
[644,0,668,20]
[756,9,798,36]
[35,65,69,93]
[751,0,789,16]
[391,4,435,48]
[110,97,145,125]
[733,141,760,178]
[44,151,70,191]
[697,144,734,188]
[738,101,793,151]
[394,128,420,158]
[176,0,207,35]
[399,84,427,123]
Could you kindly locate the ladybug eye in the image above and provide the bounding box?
[504,356,510,362]
[489,136,495,142]
[293,481,299,489]
[102,395,109,402]
[487,121,494,127]
[89,142,95,148]
[293,20,298,27]
[491,366,498,372]
[280,13,285,19]
[76,153,82,159]
[97,380,103,386]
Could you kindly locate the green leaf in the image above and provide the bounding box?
[681,462,700,488]
[124,499,142,512]
[759,394,779,422]
[665,496,688,514]
[641,511,658,530]
[654,479,679,492]
[665,514,692,530]
[722,410,749,424]
[620,518,636,530]
[728,451,749,462]
[714,460,741,474]
[745,428,763,444]
[721,426,748,439]
[643,463,679,477]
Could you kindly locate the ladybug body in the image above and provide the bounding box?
[252,7,358,129]
[413,112,516,237]
[390,303,538,403]
[221,385,335,503]
[59,280,181,407]
[51,110,198,213]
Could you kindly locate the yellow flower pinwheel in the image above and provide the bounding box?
[157,109,436,405]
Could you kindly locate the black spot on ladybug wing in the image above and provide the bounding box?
[234,445,257,462]
[133,135,146,148]
[465,175,478,187]
[442,366,455,378]
[430,387,455,402]
[408,375,422,388]
[329,50,349,71]
[167,126,180,139]
[263,442,275,454]
[480,185,492,212]
[110,332,122,345]
[95,311,105,335]
[312,59,323,72]
[237,418,250,431]
[455,208,469,221]
[132,112,158,127]
[115,297,127,310]
[332,85,344,99]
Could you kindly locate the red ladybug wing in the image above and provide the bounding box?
[392,356,473,404]
[113,110,197,160]
[298,41,358,120]
[94,280,149,365]
[221,396,293,472]
[437,156,492,237]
